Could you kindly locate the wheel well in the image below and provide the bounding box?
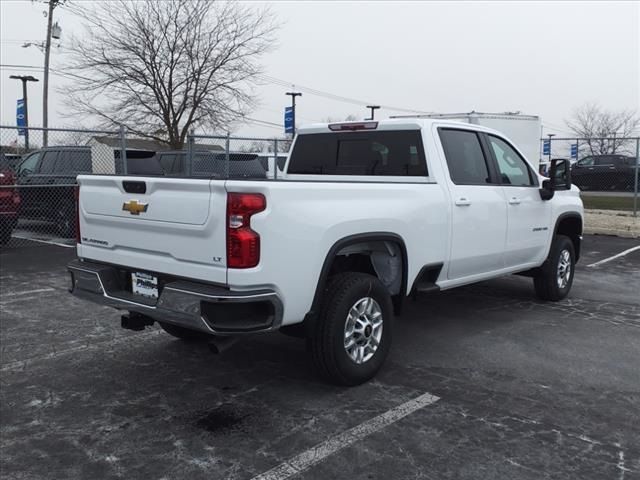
[307,235,408,323]
[556,215,582,261]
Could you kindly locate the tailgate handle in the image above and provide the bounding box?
[123,181,146,194]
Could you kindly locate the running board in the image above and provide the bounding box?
[414,283,441,294]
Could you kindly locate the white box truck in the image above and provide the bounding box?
[392,112,543,171]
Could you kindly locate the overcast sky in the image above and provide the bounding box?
[1,0,638,139]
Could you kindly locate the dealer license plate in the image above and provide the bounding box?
[131,272,158,298]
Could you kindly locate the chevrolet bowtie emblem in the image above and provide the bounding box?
[122,200,149,215]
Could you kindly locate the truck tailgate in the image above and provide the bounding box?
[76,175,228,284]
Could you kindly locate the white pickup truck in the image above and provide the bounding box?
[68,119,583,385]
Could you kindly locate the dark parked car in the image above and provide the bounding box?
[155,151,287,178]
[0,154,20,245]
[156,151,267,179]
[16,146,158,237]
[571,154,638,191]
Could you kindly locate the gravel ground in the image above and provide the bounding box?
[584,209,639,238]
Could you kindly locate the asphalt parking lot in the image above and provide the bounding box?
[1,235,639,480]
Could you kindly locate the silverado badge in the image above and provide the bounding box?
[122,200,148,215]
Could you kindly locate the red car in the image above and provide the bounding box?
[0,154,20,245]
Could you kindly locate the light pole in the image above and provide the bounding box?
[9,75,39,150]
[42,0,63,147]
[285,91,302,136]
[366,105,380,120]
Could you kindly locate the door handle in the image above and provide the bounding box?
[508,197,521,205]
[455,197,471,206]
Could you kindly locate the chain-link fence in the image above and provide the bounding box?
[2,125,637,250]
[541,136,640,217]
[0,125,290,250]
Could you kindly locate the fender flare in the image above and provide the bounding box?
[550,212,583,261]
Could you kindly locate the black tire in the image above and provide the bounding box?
[534,235,575,301]
[55,201,76,238]
[310,272,393,386]
[158,322,211,341]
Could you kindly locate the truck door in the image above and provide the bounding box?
[485,134,551,267]
[438,128,507,280]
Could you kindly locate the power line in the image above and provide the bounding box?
[256,74,432,115]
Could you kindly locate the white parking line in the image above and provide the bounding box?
[1,287,56,297]
[251,392,440,480]
[587,245,640,268]
[9,235,75,248]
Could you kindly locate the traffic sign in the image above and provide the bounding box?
[16,99,25,136]
[284,106,294,134]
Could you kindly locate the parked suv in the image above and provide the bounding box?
[571,154,638,191]
[0,154,20,244]
[16,146,158,237]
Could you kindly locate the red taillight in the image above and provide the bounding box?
[226,193,266,268]
[328,121,378,131]
[75,185,81,244]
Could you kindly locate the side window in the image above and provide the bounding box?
[595,156,614,166]
[54,154,73,173]
[18,152,40,175]
[71,151,92,172]
[578,157,594,167]
[38,151,58,174]
[438,129,491,185]
[487,135,535,186]
[159,154,176,175]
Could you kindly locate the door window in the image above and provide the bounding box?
[487,135,535,186]
[438,129,491,185]
[578,157,594,167]
[38,151,58,174]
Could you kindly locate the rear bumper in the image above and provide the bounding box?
[67,259,283,335]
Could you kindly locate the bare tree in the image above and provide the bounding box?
[63,0,278,148]
[321,114,360,123]
[566,103,640,156]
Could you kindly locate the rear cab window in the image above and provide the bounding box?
[287,130,428,177]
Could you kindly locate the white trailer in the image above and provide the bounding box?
[392,112,543,170]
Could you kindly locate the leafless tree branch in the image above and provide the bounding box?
[566,103,640,156]
[61,0,278,148]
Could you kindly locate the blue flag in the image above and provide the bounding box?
[284,106,293,134]
[16,99,26,136]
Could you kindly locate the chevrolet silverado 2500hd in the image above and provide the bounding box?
[68,119,583,385]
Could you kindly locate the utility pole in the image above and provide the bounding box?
[285,91,302,136]
[366,105,380,120]
[547,133,555,164]
[42,0,61,147]
[9,75,39,150]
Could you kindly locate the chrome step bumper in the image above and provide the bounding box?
[67,259,283,335]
